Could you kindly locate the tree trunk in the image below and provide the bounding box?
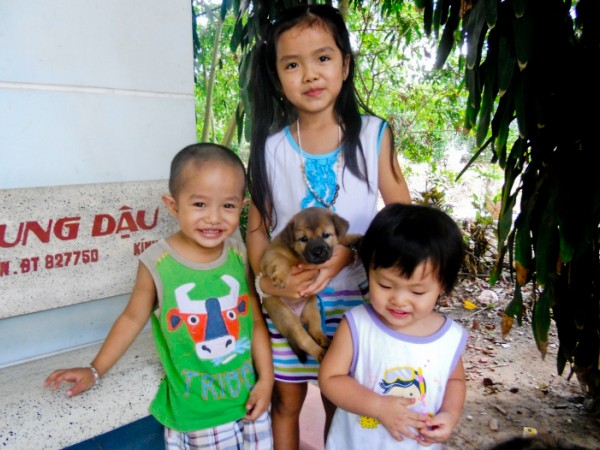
[201,16,224,142]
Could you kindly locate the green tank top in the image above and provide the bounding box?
[140,237,255,431]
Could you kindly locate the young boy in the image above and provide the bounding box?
[319,203,467,449]
[45,143,274,449]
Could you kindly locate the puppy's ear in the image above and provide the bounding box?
[280,217,297,245]
[331,212,350,237]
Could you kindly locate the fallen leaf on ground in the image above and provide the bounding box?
[464,300,477,310]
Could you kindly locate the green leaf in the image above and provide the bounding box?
[514,217,532,285]
[423,0,433,36]
[491,91,514,167]
[221,0,230,21]
[464,68,481,131]
[485,0,498,28]
[463,0,487,70]
[513,7,533,68]
[491,225,512,286]
[476,87,492,147]
[438,0,451,25]
[464,95,477,131]
[238,51,251,90]
[532,284,553,359]
[534,193,559,287]
[455,137,492,181]
[434,0,460,69]
[497,192,516,255]
[496,139,525,257]
[502,138,525,201]
[497,32,516,94]
[514,70,528,138]
[504,282,524,325]
[559,233,575,265]
[433,24,455,69]
[414,0,429,11]
[556,346,567,376]
[476,60,497,147]
[230,16,243,52]
[513,0,528,18]
[555,156,579,264]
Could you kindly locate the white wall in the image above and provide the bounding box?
[0,0,197,366]
[0,0,196,188]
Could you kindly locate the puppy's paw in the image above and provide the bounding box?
[314,334,330,349]
[270,276,287,290]
[314,348,327,363]
[265,265,291,290]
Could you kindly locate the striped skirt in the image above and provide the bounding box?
[263,265,369,382]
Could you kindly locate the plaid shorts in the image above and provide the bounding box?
[164,411,272,450]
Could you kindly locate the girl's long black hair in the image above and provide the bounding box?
[248,4,383,232]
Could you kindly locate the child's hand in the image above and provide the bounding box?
[377,396,430,443]
[280,265,319,300]
[300,244,349,297]
[244,378,273,420]
[44,367,97,397]
[418,411,460,444]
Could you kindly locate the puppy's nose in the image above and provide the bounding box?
[307,245,331,264]
[311,247,326,258]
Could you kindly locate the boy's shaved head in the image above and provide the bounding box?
[169,143,247,198]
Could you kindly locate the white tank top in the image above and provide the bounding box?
[326,304,467,450]
[265,115,385,236]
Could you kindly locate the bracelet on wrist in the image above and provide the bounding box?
[254,272,267,302]
[87,364,100,386]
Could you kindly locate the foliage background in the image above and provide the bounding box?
[191,0,600,413]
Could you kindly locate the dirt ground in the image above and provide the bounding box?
[442,277,600,450]
[393,160,600,449]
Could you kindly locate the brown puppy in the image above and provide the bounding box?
[260,207,361,362]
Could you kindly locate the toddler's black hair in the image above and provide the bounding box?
[359,203,464,294]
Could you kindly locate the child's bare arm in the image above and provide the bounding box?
[420,357,466,443]
[378,127,411,205]
[244,289,274,420]
[246,203,272,276]
[44,263,156,397]
[319,319,429,442]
